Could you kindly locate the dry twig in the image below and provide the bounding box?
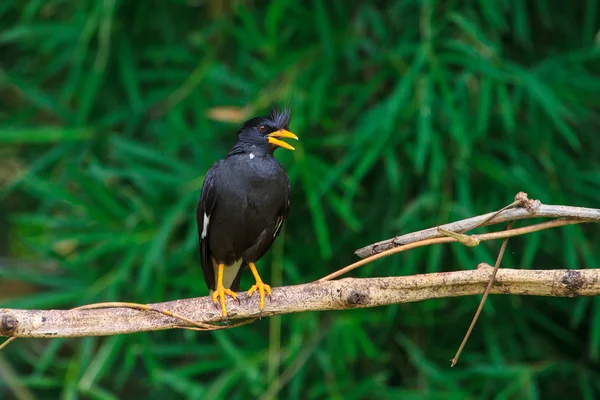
[450,221,513,366]
[354,203,598,258]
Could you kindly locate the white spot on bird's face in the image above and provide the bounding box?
[201,213,210,239]
[249,153,255,159]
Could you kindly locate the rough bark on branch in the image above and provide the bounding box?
[1,264,598,339]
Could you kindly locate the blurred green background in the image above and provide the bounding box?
[1,0,600,399]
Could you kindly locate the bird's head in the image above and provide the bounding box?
[232,106,298,155]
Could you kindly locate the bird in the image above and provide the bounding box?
[196,106,298,319]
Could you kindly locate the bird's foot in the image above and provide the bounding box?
[212,286,239,319]
[247,282,271,318]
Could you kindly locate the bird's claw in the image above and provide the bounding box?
[212,286,238,319]
[247,282,272,318]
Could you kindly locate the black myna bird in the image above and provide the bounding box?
[196,106,297,318]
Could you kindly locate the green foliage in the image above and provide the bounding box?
[1,0,600,398]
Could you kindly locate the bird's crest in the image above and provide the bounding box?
[269,105,291,130]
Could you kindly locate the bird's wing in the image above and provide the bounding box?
[273,193,290,241]
[197,163,220,291]
[246,181,291,262]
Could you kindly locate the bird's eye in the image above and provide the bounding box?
[258,125,267,134]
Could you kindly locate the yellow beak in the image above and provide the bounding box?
[267,129,299,151]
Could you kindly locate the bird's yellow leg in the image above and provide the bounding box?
[247,262,272,315]
[211,263,238,318]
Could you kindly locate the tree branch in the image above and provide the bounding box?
[1,264,598,339]
[2,196,599,344]
[354,204,600,258]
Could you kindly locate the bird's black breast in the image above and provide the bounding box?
[207,153,289,264]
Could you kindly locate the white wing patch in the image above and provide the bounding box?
[201,213,210,239]
[249,153,255,159]
[273,216,284,238]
